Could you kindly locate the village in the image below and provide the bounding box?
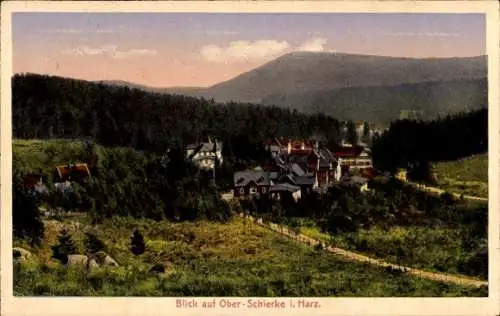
[21,120,379,215]
[187,134,375,203]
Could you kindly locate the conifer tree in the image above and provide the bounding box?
[12,181,45,247]
[130,230,146,256]
[51,229,77,264]
[84,232,106,255]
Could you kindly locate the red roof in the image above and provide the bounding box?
[335,146,364,158]
[56,163,91,181]
[23,174,42,188]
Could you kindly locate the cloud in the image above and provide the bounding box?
[296,37,329,52]
[382,32,461,37]
[201,40,290,63]
[200,36,336,63]
[62,45,157,59]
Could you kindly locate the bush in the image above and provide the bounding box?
[51,229,78,264]
[130,230,146,256]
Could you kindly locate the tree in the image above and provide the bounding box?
[130,230,146,256]
[84,232,106,255]
[12,181,45,247]
[51,229,77,264]
[345,120,358,145]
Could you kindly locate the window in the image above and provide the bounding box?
[262,187,267,193]
[250,187,257,194]
[239,188,245,194]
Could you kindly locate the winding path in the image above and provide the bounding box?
[240,213,488,288]
[396,176,488,202]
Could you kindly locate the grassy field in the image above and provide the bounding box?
[432,154,488,198]
[13,216,487,297]
[279,213,487,280]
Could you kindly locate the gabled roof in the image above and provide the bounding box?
[23,174,42,188]
[280,174,315,186]
[234,170,270,187]
[185,141,222,158]
[55,163,91,182]
[270,183,301,193]
[291,163,305,176]
[318,148,337,162]
[293,176,316,186]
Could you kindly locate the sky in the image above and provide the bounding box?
[12,13,486,88]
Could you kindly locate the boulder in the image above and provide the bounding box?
[103,255,119,267]
[93,251,119,267]
[67,254,99,270]
[13,247,34,262]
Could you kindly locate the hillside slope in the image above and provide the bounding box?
[203,52,487,103]
[262,78,487,125]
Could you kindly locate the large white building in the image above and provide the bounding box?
[185,138,223,170]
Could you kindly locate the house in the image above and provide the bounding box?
[55,163,91,183]
[313,147,341,187]
[269,183,302,202]
[233,170,270,198]
[185,138,223,171]
[269,139,341,189]
[278,174,316,196]
[53,163,91,194]
[23,173,49,195]
[265,138,315,157]
[335,145,372,172]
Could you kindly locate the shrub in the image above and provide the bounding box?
[51,229,77,264]
[130,230,146,256]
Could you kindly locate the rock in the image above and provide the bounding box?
[67,254,99,270]
[93,251,119,267]
[13,247,34,262]
[103,255,119,267]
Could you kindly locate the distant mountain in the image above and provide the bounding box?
[201,52,487,103]
[97,52,487,125]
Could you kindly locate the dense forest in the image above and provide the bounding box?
[12,74,341,154]
[262,79,487,126]
[372,107,488,181]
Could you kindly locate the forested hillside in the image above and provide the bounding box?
[262,79,487,126]
[372,108,488,180]
[13,74,341,153]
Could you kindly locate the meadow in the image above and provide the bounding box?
[13,216,487,297]
[432,154,488,198]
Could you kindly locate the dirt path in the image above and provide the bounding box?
[240,214,488,288]
[396,177,488,202]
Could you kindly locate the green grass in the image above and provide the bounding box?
[290,221,486,280]
[433,154,488,198]
[13,139,143,178]
[13,216,487,297]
